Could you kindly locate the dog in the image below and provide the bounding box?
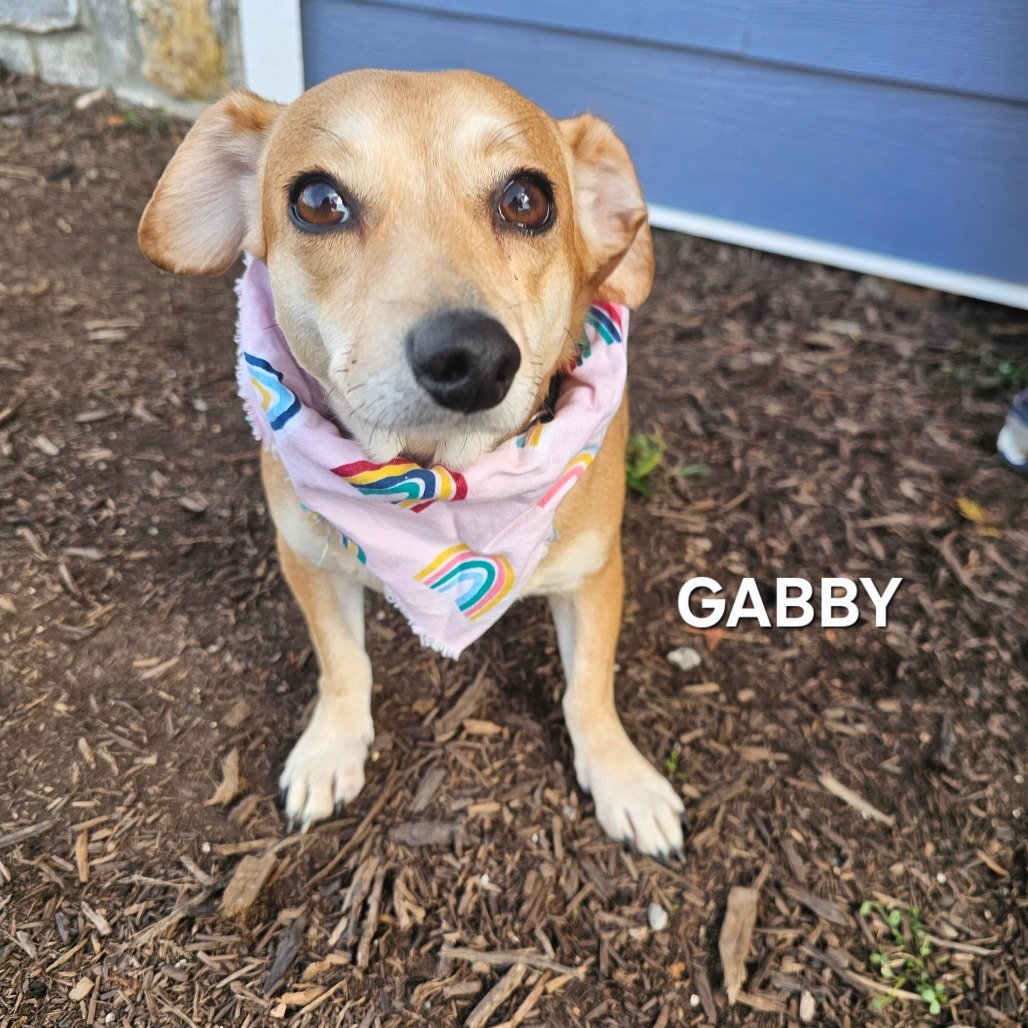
[138,69,684,858]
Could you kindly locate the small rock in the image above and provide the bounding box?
[667,646,702,671]
[647,901,669,932]
[799,990,816,1022]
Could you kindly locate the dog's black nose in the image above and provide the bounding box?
[407,310,521,413]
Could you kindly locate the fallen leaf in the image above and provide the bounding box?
[206,748,242,807]
[682,625,730,652]
[956,497,986,523]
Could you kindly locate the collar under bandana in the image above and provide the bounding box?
[236,258,629,659]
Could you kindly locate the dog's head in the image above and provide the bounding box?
[139,70,653,468]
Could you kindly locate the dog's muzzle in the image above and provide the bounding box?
[406,309,521,414]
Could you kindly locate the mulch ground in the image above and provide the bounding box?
[1,71,1027,1028]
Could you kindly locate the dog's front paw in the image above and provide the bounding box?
[576,742,685,859]
[279,701,374,830]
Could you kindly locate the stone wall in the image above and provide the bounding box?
[0,0,243,114]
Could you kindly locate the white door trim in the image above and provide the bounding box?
[649,204,1028,310]
[238,0,305,103]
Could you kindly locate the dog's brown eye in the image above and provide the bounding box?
[496,174,554,233]
[290,177,352,230]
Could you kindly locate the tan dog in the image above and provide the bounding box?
[139,70,684,858]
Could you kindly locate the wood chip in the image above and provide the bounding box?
[206,748,242,807]
[223,697,251,729]
[177,493,209,514]
[329,855,381,948]
[735,990,788,1015]
[783,885,850,926]
[464,963,527,1028]
[69,977,94,1002]
[0,818,55,850]
[508,971,550,1026]
[719,886,759,1004]
[818,772,895,826]
[388,821,459,847]
[75,831,89,883]
[410,765,446,813]
[292,980,346,1018]
[264,917,305,995]
[306,773,399,888]
[81,901,112,936]
[15,931,36,959]
[691,963,717,1021]
[356,864,388,970]
[212,837,279,857]
[434,665,490,738]
[976,849,1009,877]
[139,655,180,681]
[462,718,502,735]
[279,986,325,1006]
[219,851,277,918]
[439,946,583,980]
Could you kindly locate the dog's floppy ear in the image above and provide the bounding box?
[138,91,283,275]
[560,114,654,309]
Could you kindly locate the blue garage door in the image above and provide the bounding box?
[301,1,1028,298]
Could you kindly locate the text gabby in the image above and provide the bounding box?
[678,577,903,629]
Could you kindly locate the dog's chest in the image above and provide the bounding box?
[272,485,605,603]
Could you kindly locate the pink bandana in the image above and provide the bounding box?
[236,258,628,658]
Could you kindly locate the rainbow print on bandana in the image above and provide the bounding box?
[416,544,515,620]
[244,353,301,431]
[332,458,468,513]
[537,445,599,507]
[577,302,625,365]
[339,532,367,565]
[515,422,546,449]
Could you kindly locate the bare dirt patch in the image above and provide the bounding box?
[2,72,1026,1026]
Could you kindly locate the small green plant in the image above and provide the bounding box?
[626,431,666,498]
[940,357,1028,394]
[671,463,711,480]
[996,360,1028,390]
[664,746,681,777]
[859,901,953,1016]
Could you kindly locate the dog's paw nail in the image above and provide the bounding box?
[333,799,346,817]
[622,834,633,853]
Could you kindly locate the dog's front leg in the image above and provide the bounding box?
[276,533,374,830]
[549,543,685,859]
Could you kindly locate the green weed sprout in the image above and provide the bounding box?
[626,431,666,498]
[860,901,953,1016]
